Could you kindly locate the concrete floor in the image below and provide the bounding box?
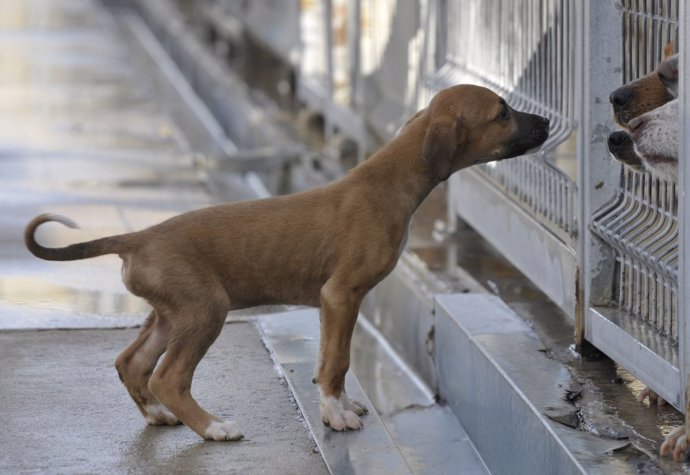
[0,325,326,475]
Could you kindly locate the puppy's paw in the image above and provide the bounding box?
[320,395,363,431]
[144,404,181,426]
[660,426,689,462]
[638,387,666,407]
[204,420,244,441]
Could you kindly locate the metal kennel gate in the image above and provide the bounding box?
[428,0,690,412]
[581,0,686,410]
[429,0,580,318]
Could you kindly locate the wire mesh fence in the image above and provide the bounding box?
[591,0,679,343]
[428,0,578,244]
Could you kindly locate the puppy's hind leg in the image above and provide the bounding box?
[147,296,243,441]
[115,309,178,426]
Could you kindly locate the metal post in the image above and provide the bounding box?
[577,0,624,347]
[347,0,361,111]
[324,0,334,142]
[679,0,690,432]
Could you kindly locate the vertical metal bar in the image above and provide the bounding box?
[348,0,361,110]
[578,0,624,345]
[324,0,334,142]
[678,0,690,435]
[435,0,447,69]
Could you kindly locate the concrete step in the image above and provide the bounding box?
[361,258,652,474]
[434,294,633,475]
[258,309,490,475]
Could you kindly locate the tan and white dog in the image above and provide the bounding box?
[25,85,550,442]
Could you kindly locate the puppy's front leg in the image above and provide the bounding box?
[317,284,368,431]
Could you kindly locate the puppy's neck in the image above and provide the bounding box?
[349,125,440,216]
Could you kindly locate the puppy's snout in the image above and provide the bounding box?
[608,131,629,152]
[610,87,633,108]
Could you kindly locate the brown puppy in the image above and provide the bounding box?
[25,85,549,441]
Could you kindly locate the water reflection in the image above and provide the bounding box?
[0,276,149,316]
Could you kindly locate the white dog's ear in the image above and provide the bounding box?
[422,116,466,181]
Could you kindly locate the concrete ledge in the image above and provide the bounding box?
[435,294,633,475]
[258,310,413,475]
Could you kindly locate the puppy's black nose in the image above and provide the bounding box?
[610,87,633,108]
[608,131,628,152]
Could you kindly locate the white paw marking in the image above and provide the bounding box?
[144,404,180,426]
[204,420,244,441]
[320,394,363,431]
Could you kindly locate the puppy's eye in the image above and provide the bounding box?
[497,106,510,121]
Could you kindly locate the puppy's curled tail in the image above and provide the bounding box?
[25,214,130,261]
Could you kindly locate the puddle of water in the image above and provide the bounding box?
[0,276,149,317]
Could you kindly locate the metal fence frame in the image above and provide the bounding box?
[581,0,685,410]
[423,0,690,416]
[680,0,690,433]
[422,0,689,414]
[430,0,580,318]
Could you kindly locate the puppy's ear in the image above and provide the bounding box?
[422,117,466,181]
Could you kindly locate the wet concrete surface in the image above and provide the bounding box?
[0,324,325,474]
